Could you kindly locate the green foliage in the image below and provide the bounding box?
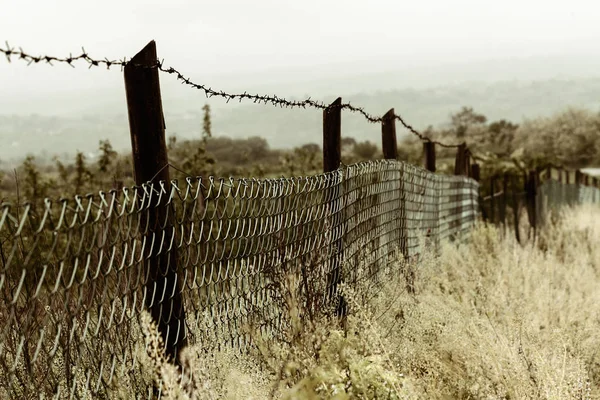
[351,141,379,161]
[22,155,46,201]
[2,105,600,205]
[73,151,93,194]
[450,106,487,139]
[202,103,212,142]
[97,139,117,174]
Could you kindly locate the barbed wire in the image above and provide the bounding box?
[1,42,462,149]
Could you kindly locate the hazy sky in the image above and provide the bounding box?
[3,0,600,114]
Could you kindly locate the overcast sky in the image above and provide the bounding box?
[3,0,600,114]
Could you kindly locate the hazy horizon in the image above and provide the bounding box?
[3,0,600,161]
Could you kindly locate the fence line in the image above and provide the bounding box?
[0,159,478,398]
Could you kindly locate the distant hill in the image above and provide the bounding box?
[1,76,600,166]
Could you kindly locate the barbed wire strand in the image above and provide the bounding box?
[0,42,462,149]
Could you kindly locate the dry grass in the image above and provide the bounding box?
[125,204,600,399]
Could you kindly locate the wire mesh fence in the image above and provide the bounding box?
[0,159,479,398]
[3,159,599,398]
[478,170,600,244]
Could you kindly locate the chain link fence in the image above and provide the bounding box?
[0,159,479,398]
[3,159,599,398]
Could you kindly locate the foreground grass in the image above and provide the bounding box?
[119,205,600,399]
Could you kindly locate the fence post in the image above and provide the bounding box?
[490,176,496,224]
[423,141,436,172]
[575,170,582,186]
[124,40,186,361]
[323,97,342,173]
[511,175,521,244]
[381,109,397,160]
[471,164,480,182]
[525,170,538,234]
[323,97,345,316]
[546,166,552,181]
[465,149,472,178]
[501,173,508,228]
[454,143,467,175]
[558,169,563,183]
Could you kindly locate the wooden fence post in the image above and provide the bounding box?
[471,164,480,182]
[525,170,538,233]
[381,109,397,160]
[575,170,582,185]
[546,166,552,181]
[323,97,345,315]
[323,97,342,173]
[465,149,472,178]
[490,176,496,224]
[454,143,467,175]
[501,173,508,228]
[124,40,186,361]
[382,108,410,290]
[511,175,521,244]
[558,169,563,184]
[423,141,436,172]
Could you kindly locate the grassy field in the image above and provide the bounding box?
[104,204,597,399]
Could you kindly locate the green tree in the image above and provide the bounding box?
[487,120,518,158]
[202,104,212,142]
[22,155,46,202]
[450,107,487,139]
[54,156,70,188]
[97,139,117,174]
[73,151,92,194]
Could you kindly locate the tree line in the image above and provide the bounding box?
[1,104,599,205]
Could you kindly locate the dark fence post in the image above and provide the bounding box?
[576,170,582,186]
[124,40,186,361]
[525,170,538,233]
[323,97,342,173]
[381,109,397,160]
[490,176,496,224]
[558,169,563,184]
[471,164,480,182]
[454,143,467,175]
[501,173,508,228]
[423,141,436,172]
[323,97,345,316]
[566,171,570,185]
[511,175,521,244]
[465,149,472,178]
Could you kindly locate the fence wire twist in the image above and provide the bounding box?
[0,159,477,398]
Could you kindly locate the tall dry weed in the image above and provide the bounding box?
[91,205,600,399]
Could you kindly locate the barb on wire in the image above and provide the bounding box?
[1,41,462,148]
